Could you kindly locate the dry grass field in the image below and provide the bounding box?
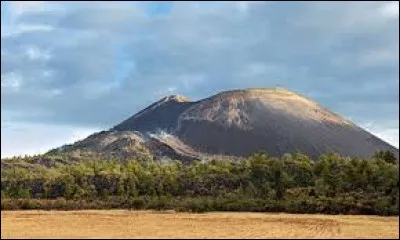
[1,210,399,239]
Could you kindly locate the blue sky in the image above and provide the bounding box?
[1,1,399,158]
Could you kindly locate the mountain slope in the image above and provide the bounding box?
[112,95,196,133]
[54,87,399,161]
[173,88,398,159]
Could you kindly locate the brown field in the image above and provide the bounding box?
[1,210,399,239]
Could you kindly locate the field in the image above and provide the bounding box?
[1,210,399,239]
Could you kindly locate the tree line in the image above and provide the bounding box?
[1,150,398,215]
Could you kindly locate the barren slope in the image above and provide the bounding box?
[53,87,398,162]
[53,130,199,163]
[173,88,398,159]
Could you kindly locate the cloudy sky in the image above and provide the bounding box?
[1,1,399,158]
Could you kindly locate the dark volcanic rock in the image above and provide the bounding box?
[112,95,196,133]
[173,90,398,160]
[52,88,399,162]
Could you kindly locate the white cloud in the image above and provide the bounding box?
[167,86,177,93]
[2,24,54,38]
[155,86,177,98]
[25,46,51,61]
[235,1,265,13]
[1,122,100,158]
[8,1,45,16]
[2,1,55,38]
[370,128,399,148]
[361,121,399,148]
[293,2,398,37]
[379,1,399,18]
[17,23,53,32]
[1,72,22,90]
[1,1,398,157]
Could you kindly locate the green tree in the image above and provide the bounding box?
[374,150,397,164]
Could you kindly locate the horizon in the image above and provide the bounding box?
[2,85,399,159]
[1,1,399,158]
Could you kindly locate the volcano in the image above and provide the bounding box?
[53,88,399,162]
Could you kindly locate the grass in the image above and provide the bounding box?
[1,210,399,239]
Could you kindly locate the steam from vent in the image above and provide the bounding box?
[146,129,175,140]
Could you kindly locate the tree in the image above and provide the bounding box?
[271,159,285,200]
[374,150,397,164]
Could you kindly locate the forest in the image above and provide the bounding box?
[1,150,398,215]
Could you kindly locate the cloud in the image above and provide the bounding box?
[1,121,100,158]
[25,45,51,61]
[235,1,267,13]
[155,86,177,98]
[1,1,398,156]
[1,72,22,91]
[379,1,399,18]
[8,1,45,16]
[361,121,399,148]
[2,24,54,37]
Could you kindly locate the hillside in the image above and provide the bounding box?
[2,87,399,215]
[49,87,398,162]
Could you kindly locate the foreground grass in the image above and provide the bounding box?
[2,210,399,239]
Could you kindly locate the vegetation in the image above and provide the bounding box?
[1,150,398,215]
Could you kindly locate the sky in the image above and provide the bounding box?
[1,1,399,158]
